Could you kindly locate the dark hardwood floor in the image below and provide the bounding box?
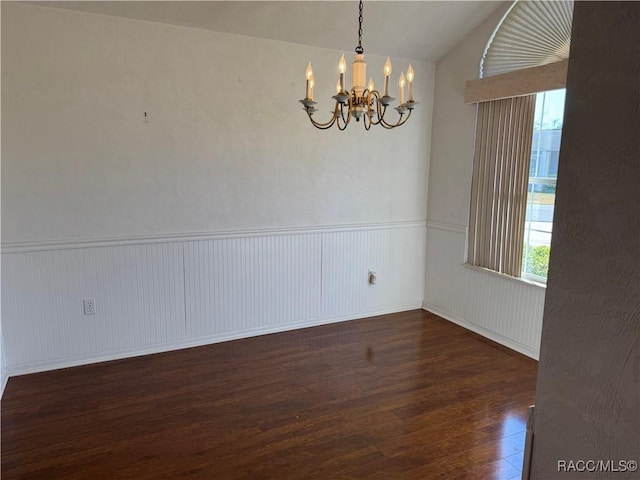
[1,310,537,479]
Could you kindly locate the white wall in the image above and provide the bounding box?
[1,4,433,375]
[0,2,6,396]
[423,4,545,359]
[2,3,432,245]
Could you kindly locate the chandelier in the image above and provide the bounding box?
[299,0,417,130]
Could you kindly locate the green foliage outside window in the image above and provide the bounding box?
[523,243,550,278]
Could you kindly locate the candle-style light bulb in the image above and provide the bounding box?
[383,57,392,76]
[398,72,406,105]
[383,57,392,97]
[338,55,347,74]
[406,64,414,82]
[368,78,375,93]
[406,64,415,102]
[305,63,314,100]
[337,54,346,93]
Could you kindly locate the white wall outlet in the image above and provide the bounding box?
[83,298,96,315]
[368,270,377,285]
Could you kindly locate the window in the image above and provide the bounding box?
[522,89,566,281]
[466,0,572,284]
[467,89,566,283]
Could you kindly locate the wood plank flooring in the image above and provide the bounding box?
[1,310,537,479]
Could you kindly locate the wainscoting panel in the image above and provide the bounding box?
[424,222,545,358]
[1,242,186,371]
[2,222,425,376]
[322,225,425,318]
[184,234,322,338]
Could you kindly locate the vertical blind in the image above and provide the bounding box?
[467,95,536,277]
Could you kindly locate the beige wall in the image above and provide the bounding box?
[1,3,434,245]
[421,3,547,360]
[426,3,509,227]
[531,2,639,477]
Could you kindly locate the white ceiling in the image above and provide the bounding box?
[28,1,504,61]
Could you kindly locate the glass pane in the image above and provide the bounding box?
[523,184,555,278]
[523,89,565,280]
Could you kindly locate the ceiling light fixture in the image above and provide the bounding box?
[299,0,418,130]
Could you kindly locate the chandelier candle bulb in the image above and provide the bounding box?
[368,78,375,93]
[406,64,415,102]
[338,54,347,93]
[383,57,392,96]
[399,72,406,105]
[305,63,314,100]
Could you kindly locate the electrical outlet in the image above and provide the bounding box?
[83,298,96,315]
[368,270,377,285]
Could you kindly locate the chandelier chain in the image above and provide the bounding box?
[356,0,364,54]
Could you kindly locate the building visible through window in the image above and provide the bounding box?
[522,89,566,281]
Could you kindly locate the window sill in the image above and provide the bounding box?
[461,263,547,289]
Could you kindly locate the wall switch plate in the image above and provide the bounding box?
[83,298,96,315]
[368,270,377,285]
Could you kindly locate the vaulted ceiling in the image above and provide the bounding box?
[28,1,504,61]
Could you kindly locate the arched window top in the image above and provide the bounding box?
[480,0,574,78]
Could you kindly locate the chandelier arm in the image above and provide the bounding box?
[363,94,374,130]
[369,106,387,126]
[330,100,350,129]
[364,91,375,127]
[334,105,346,130]
[367,90,387,126]
[306,106,339,130]
[379,109,405,129]
[377,99,400,128]
[379,113,402,128]
[338,97,353,128]
[347,94,355,123]
[380,108,413,129]
[370,90,392,127]
[400,109,413,125]
[395,109,413,127]
[309,117,337,130]
[379,116,401,129]
[336,103,349,128]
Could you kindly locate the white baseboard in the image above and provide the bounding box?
[6,304,422,377]
[422,302,539,360]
